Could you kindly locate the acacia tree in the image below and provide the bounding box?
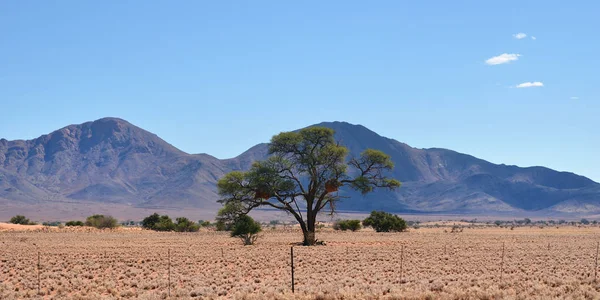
[217,127,400,245]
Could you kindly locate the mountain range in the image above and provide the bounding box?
[1,117,599,220]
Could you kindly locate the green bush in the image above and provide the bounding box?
[65,220,84,227]
[231,215,262,245]
[199,221,212,227]
[9,215,36,225]
[363,211,407,232]
[142,213,161,230]
[42,221,62,227]
[581,218,590,225]
[85,215,118,229]
[175,217,200,232]
[155,215,175,231]
[333,219,362,231]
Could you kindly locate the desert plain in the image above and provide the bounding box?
[1,223,600,299]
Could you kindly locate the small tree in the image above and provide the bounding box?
[362,211,407,232]
[85,215,118,229]
[215,201,245,231]
[230,215,262,245]
[175,217,200,232]
[142,213,161,230]
[9,215,33,225]
[42,221,61,227]
[581,218,590,225]
[333,220,362,231]
[155,215,176,231]
[65,220,84,227]
[217,127,400,245]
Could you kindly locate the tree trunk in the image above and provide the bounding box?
[303,229,317,246]
[303,211,318,246]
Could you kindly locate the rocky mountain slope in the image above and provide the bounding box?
[1,118,599,216]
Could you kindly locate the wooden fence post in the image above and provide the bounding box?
[168,249,171,297]
[291,246,295,293]
[595,242,599,282]
[37,252,40,296]
[400,244,405,283]
[500,242,505,281]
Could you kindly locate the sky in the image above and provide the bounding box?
[0,1,598,182]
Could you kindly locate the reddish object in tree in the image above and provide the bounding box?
[254,190,271,199]
[325,180,340,193]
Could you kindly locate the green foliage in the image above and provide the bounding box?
[85,215,118,229]
[42,221,61,227]
[65,220,84,227]
[199,220,212,227]
[142,214,199,232]
[581,218,590,225]
[9,215,35,225]
[175,217,200,232]
[333,219,362,231]
[230,215,262,245]
[215,201,245,231]
[217,126,402,245]
[154,215,176,231]
[215,220,227,231]
[362,211,407,232]
[142,213,161,230]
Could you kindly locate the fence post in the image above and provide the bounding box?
[400,244,405,283]
[291,246,295,293]
[168,249,171,297]
[500,242,505,281]
[37,251,40,296]
[595,242,599,282]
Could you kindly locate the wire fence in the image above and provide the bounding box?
[2,238,599,298]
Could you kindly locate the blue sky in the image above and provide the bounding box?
[1,1,598,181]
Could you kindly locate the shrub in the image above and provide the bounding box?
[65,220,84,227]
[333,220,362,231]
[175,217,200,232]
[9,215,34,225]
[142,213,161,230]
[215,220,227,231]
[142,213,178,231]
[199,221,212,227]
[42,221,61,227]
[85,215,118,229]
[362,211,407,232]
[231,215,262,245]
[581,219,590,225]
[154,215,175,231]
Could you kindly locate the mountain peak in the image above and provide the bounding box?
[1,118,599,217]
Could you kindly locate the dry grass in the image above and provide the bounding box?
[2,226,600,299]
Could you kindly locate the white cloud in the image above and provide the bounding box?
[531,36,537,40]
[485,53,521,65]
[516,81,544,88]
[570,96,579,100]
[513,33,527,39]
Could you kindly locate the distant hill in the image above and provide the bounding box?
[1,117,599,218]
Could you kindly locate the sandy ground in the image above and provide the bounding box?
[2,225,600,299]
[0,222,45,231]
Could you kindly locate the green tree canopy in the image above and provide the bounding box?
[175,217,200,232]
[9,215,32,225]
[363,211,407,232]
[217,126,400,245]
[142,213,161,230]
[230,215,262,245]
[85,215,118,229]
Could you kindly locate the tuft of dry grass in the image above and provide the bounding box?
[1,226,600,299]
